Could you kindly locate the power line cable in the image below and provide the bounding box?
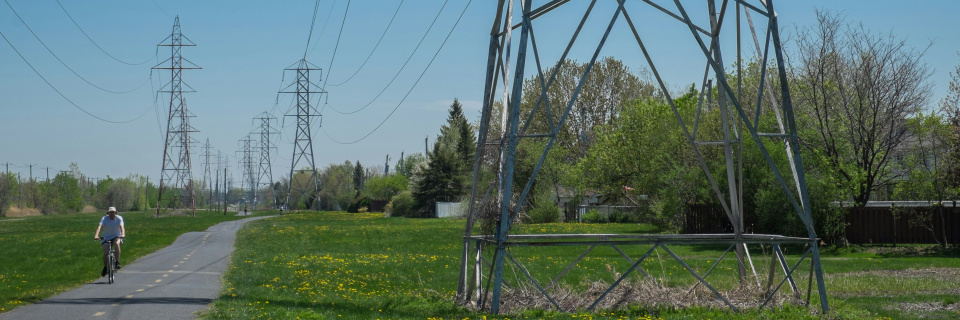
[307,0,338,58]
[151,0,173,19]
[303,0,322,59]
[321,0,351,86]
[55,0,153,66]
[327,0,405,87]
[1,28,154,124]
[322,0,450,115]
[5,0,151,94]
[322,0,472,144]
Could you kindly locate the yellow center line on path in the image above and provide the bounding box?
[111,303,119,306]
[93,312,105,316]
[155,279,162,283]
[124,295,134,299]
[173,265,179,268]
[163,274,168,277]
[136,289,145,292]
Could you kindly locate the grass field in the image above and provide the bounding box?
[200,212,960,319]
[0,210,263,313]
[2,211,958,319]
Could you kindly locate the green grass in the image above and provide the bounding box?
[0,210,266,313]
[199,212,960,319]
[3,211,957,319]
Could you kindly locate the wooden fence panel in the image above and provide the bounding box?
[845,207,959,245]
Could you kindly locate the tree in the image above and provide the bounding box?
[941,54,960,196]
[396,152,426,178]
[413,143,465,217]
[519,57,658,161]
[317,161,354,211]
[792,10,933,205]
[353,161,364,191]
[0,172,16,216]
[575,93,705,231]
[892,113,952,246]
[364,174,409,201]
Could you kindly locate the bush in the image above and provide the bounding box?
[582,209,603,223]
[347,194,372,213]
[526,201,561,223]
[388,191,417,218]
[608,211,637,223]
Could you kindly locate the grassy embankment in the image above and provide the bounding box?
[0,210,265,313]
[201,212,960,319]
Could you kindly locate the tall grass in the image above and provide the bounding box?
[0,210,262,313]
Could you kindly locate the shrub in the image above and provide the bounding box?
[608,211,637,223]
[526,201,561,223]
[388,191,417,218]
[347,194,372,213]
[582,209,604,223]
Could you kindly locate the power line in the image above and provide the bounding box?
[303,0,322,59]
[327,0,405,87]
[55,0,153,66]
[0,28,154,124]
[5,0,152,94]
[322,0,473,144]
[307,0,338,57]
[321,0,351,87]
[322,0,449,115]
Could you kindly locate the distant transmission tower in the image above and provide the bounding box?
[153,16,200,217]
[237,135,258,208]
[280,59,325,210]
[202,138,213,210]
[254,112,279,208]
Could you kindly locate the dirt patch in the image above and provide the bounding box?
[837,268,960,280]
[471,278,809,314]
[4,206,41,217]
[887,301,960,314]
[81,205,98,213]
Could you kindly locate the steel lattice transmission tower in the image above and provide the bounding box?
[153,16,200,217]
[254,112,279,208]
[202,138,214,210]
[237,135,258,208]
[458,0,828,314]
[280,59,325,210]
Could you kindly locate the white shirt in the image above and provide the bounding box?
[99,215,124,239]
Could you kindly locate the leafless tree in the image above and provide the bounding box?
[792,10,933,205]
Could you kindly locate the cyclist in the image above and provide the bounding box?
[94,207,126,277]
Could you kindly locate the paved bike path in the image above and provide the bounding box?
[1,215,271,320]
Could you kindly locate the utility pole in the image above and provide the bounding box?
[384,154,390,175]
[216,151,223,212]
[254,112,278,208]
[153,16,201,217]
[28,164,33,182]
[224,156,231,212]
[46,167,50,182]
[17,173,22,209]
[280,59,324,211]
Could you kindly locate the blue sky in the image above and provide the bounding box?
[1,0,958,184]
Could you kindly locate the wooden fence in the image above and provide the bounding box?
[844,206,959,245]
[683,204,959,245]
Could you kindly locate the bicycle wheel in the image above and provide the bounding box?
[108,252,115,284]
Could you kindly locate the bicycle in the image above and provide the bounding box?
[97,237,123,284]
